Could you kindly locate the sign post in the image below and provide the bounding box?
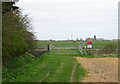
[87,41,92,49]
[87,41,92,55]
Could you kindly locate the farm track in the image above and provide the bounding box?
[76,57,118,82]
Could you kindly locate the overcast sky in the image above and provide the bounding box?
[17,0,119,40]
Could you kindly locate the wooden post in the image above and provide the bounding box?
[48,44,50,51]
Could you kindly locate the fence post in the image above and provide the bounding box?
[48,44,50,51]
[48,43,53,52]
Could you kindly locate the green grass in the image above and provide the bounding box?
[80,55,119,58]
[53,42,80,47]
[92,41,118,48]
[3,53,35,70]
[3,49,86,82]
[37,41,52,48]
[37,40,118,48]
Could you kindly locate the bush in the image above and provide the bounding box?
[100,43,118,54]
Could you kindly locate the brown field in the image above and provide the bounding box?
[76,57,118,82]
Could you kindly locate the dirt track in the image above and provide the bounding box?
[76,57,118,82]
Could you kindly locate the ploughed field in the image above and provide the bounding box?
[3,40,118,82]
[76,57,118,82]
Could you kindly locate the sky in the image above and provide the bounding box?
[16,0,119,40]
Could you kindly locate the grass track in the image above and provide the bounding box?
[51,49,80,56]
[3,49,86,82]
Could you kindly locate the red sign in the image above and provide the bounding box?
[87,41,92,45]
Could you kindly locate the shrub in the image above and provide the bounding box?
[100,43,118,54]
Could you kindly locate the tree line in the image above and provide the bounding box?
[2,2,36,66]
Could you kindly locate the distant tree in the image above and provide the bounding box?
[94,35,96,40]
